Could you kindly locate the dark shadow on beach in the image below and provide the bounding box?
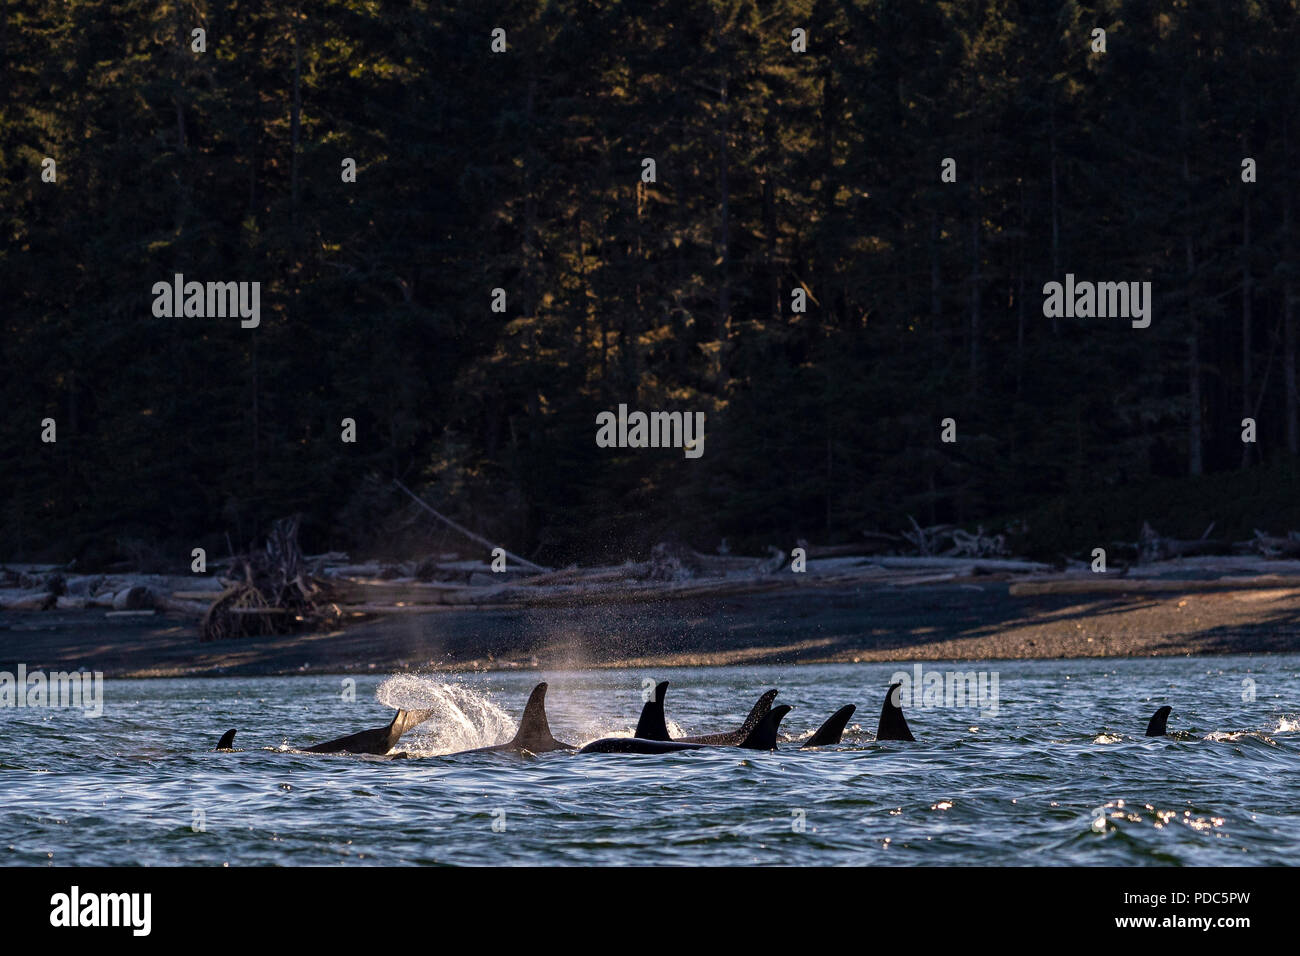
[3,580,1299,677]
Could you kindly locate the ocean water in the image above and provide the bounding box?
[1,656,1298,866]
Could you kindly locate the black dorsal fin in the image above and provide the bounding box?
[509,682,574,752]
[737,689,779,738]
[739,704,793,750]
[802,705,856,748]
[634,681,671,741]
[1145,705,1172,737]
[216,729,236,750]
[876,682,916,742]
[675,688,779,745]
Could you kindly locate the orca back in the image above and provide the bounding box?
[303,726,386,754]
[578,737,704,755]
[303,707,436,755]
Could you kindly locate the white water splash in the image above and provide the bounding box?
[375,675,516,755]
[1206,718,1297,741]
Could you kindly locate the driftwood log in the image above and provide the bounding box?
[1138,522,1234,563]
[900,517,1009,558]
[1243,530,1300,558]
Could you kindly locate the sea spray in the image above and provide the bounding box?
[375,676,516,755]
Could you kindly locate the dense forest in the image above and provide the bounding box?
[2,0,1299,568]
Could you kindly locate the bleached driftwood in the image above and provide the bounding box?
[0,589,56,610]
[1244,530,1300,558]
[872,556,1051,573]
[1138,522,1233,563]
[112,586,155,611]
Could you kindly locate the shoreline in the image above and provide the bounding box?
[2,579,1298,678]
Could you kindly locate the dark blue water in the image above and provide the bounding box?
[2,656,1298,865]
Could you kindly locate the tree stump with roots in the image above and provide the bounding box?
[200,516,338,642]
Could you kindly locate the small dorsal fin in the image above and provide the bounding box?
[739,704,792,750]
[1145,705,1171,737]
[509,682,573,752]
[634,681,671,740]
[802,705,855,748]
[876,682,916,741]
[216,729,236,750]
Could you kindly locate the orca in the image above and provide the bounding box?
[579,702,793,754]
[630,681,778,745]
[213,709,436,756]
[210,682,571,758]
[1145,705,1172,737]
[637,681,850,749]
[447,682,574,755]
[740,704,793,750]
[302,706,438,755]
[876,682,916,742]
[578,737,704,754]
[677,688,778,744]
[801,704,856,748]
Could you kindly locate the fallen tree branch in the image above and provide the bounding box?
[393,479,548,573]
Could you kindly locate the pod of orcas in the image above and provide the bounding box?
[213,680,1178,757]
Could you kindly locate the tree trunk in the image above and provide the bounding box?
[290,7,302,235]
[1287,280,1298,456]
[763,125,779,322]
[1241,175,1254,467]
[968,149,981,394]
[1182,97,1203,476]
[817,63,838,336]
[929,211,941,358]
[1286,118,1299,456]
[1049,115,1061,336]
[717,78,731,381]
[1016,180,1026,395]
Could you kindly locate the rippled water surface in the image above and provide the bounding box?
[2,656,1298,865]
